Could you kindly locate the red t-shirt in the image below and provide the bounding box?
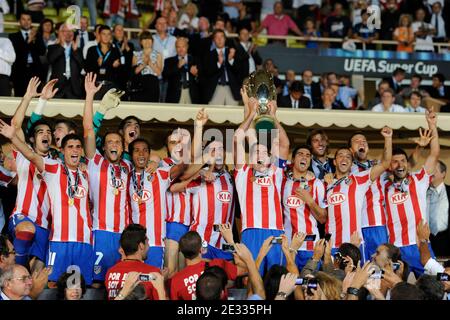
[169,259,238,300]
[105,260,161,300]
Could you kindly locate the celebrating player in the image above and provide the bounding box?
[384,110,440,276]
[325,126,393,259]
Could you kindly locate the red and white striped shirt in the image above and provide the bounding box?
[384,168,431,247]
[351,162,388,228]
[12,150,51,229]
[43,158,92,244]
[234,165,284,232]
[128,168,171,247]
[0,165,15,187]
[187,171,235,249]
[87,151,131,233]
[325,170,372,248]
[161,157,192,226]
[281,175,326,251]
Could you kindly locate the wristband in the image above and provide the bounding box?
[276,291,288,299]
[346,287,360,296]
[35,98,47,115]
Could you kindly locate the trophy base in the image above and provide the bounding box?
[254,115,275,132]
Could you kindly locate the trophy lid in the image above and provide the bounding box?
[245,70,277,102]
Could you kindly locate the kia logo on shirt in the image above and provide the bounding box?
[216,191,232,203]
[327,192,346,205]
[132,190,152,202]
[72,186,87,198]
[390,192,409,204]
[255,177,272,186]
[285,196,304,208]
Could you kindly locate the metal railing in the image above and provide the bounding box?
[2,21,450,53]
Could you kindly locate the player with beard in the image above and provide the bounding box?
[384,110,439,276]
[5,78,58,272]
[0,121,94,285]
[325,127,392,259]
[306,129,335,180]
[82,73,130,284]
[234,98,290,274]
[348,132,390,261]
[282,145,327,271]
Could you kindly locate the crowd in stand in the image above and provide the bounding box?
[0,72,449,301]
[0,1,449,109]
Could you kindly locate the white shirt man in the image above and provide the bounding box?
[412,21,435,51]
[427,182,449,235]
[372,103,406,112]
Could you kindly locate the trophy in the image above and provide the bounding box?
[245,70,277,132]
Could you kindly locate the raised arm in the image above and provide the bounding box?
[83,73,103,159]
[233,98,258,170]
[0,119,43,172]
[423,110,439,175]
[370,126,392,182]
[234,243,266,300]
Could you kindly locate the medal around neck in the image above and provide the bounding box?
[246,70,277,132]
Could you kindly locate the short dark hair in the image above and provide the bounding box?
[392,147,408,159]
[119,116,141,132]
[264,265,289,300]
[28,119,53,140]
[378,80,390,88]
[291,144,312,160]
[56,272,86,300]
[212,29,226,39]
[347,131,366,148]
[381,243,402,262]
[129,138,151,156]
[196,272,223,300]
[20,11,32,18]
[120,224,147,256]
[94,24,104,32]
[391,282,425,300]
[334,147,353,161]
[393,68,406,76]
[290,81,303,93]
[98,25,111,33]
[306,129,328,148]
[55,119,77,134]
[411,74,423,81]
[101,131,124,148]
[432,73,445,83]
[61,134,83,149]
[416,275,445,300]
[139,30,153,42]
[124,284,147,300]
[338,243,361,268]
[410,91,422,99]
[179,231,202,260]
[437,160,447,174]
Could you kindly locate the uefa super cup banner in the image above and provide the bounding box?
[258,47,450,79]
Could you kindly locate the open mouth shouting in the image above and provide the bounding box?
[137,156,147,167]
[395,167,406,177]
[129,130,136,139]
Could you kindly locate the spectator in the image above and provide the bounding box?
[398,74,429,101]
[188,16,211,59]
[202,29,241,105]
[83,24,103,60]
[236,27,262,86]
[391,282,425,300]
[167,9,186,37]
[131,31,163,102]
[235,3,254,33]
[105,224,162,300]
[263,265,289,300]
[426,160,450,256]
[350,0,368,27]
[76,0,97,27]
[416,274,445,300]
[381,0,401,45]
[178,2,200,32]
[300,69,321,108]
[9,11,46,96]
[368,80,391,109]
[0,0,9,33]
[323,3,352,48]
[294,0,321,26]
[353,9,379,50]
[336,74,359,109]
[195,267,228,300]
[281,69,296,97]
[169,231,240,300]
[303,17,321,49]
[26,0,45,23]
[112,24,135,93]
[163,37,200,104]
[0,264,33,300]
[255,1,303,45]
[317,87,346,110]
[85,25,121,100]
[394,14,415,52]
[56,272,87,300]
[222,0,241,24]
[372,89,406,112]
[77,16,95,54]
[37,18,56,48]
[47,24,84,99]
[412,8,436,52]
[429,73,450,102]
[260,0,277,21]
[304,272,343,300]
[429,2,447,44]
[0,235,15,271]
[405,92,427,112]
[384,67,406,94]
[279,81,311,108]
[0,37,16,96]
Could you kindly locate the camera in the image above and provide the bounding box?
[222,243,235,253]
[139,274,155,281]
[295,278,318,295]
[304,234,316,241]
[213,224,220,232]
[437,273,449,281]
[271,236,283,244]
